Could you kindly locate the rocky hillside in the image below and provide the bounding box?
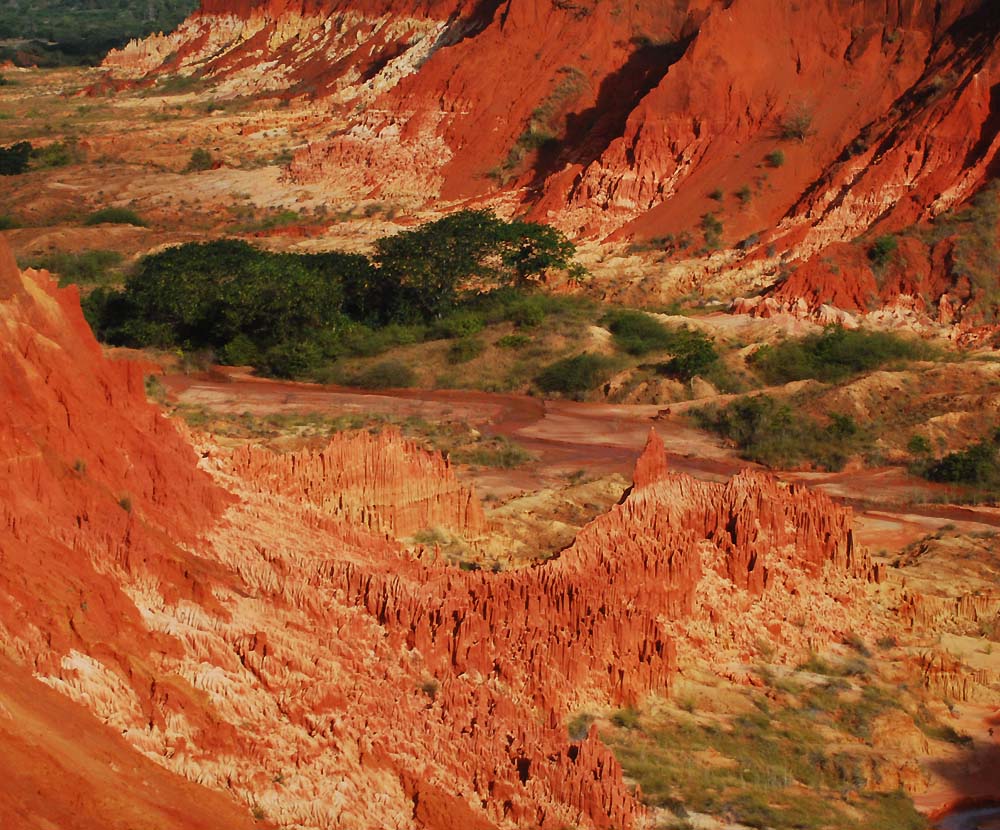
[0,237,890,829]
[104,0,999,243]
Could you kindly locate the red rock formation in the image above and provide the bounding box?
[0,241,884,828]
[224,427,487,537]
[105,0,1000,253]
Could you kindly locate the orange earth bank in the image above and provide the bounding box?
[105,0,1000,244]
[0,236,935,829]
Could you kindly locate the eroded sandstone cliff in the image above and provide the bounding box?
[106,0,1000,246]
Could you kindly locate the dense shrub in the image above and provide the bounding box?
[447,337,486,364]
[84,207,146,227]
[605,310,675,356]
[433,311,485,339]
[352,360,416,389]
[0,141,31,175]
[765,149,785,168]
[751,327,928,385]
[920,432,1000,491]
[604,310,720,380]
[85,212,582,380]
[0,214,20,230]
[867,235,898,268]
[536,353,616,399]
[694,395,868,470]
[374,209,578,320]
[185,147,214,172]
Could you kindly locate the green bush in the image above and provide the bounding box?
[185,147,214,172]
[868,235,898,268]
[765,149,785,168]
[433,311,485,339]
[32,138,82,169]
[447,337,486,364]
[906,434,932,456]
[656,328,719,381]
[694,395,869,470]
[701,213,723,249]
[751,327,929,385]
[352,360,416,389]
[497,334,531,349]
[604,310,719,379]
[536,353,615,399]
[84,207,147,227]
[261,340,323,379]
[83,213,579,380]
[0,141,32,175]
[920,433,1000,490]
[605,310,675,355]
[0,214,20,230]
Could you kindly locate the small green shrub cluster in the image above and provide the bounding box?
[185,147,214,172]
[604,310,674,355]
[32,138,83,169]
[603,310,720,381]
[868,234,898,268]
[0,141,32,175]
[84,207,146,227]
[536,353,616,399]
[694,394,869,470]
[916,430,1000,493]
[751,326,929,384]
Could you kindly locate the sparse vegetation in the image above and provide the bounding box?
[607,681,927,830]
[19,249,124,288]
[765,149,785,168]
[778,104,814,142]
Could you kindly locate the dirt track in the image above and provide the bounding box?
[163,369,1000,552]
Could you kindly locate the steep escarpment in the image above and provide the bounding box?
[106,0,1000,253]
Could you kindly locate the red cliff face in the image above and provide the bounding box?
[0,242,882,828]
[107,1,1000,247]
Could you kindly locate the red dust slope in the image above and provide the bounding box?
[107,0,1000,247]
[0,240,882,829]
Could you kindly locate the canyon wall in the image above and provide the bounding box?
[106,0,1000,246]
